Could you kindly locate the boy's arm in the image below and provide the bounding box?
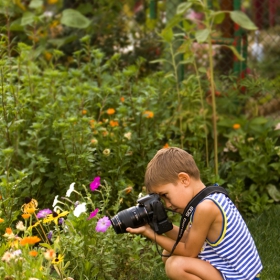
[127,199,221,257]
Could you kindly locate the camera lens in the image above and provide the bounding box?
[110,206,148,234]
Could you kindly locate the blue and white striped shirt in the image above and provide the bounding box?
[192,192,262,280]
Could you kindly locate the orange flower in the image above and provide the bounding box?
[22,213,31,219]
[29,250,38,257]
[0,218,4,223]
[120,97,125,102]
[109,120,119,127]
[233,124,241,130]
[20,236,41,246]
[48,0,59,4]
[124,186,133,194]
[143,111,154,118]
[89,119,95,128]
[44,52,52,61]
[82,109,87,115]
[107,108,115,115]
[163,143,169,149]
[6,228,13,235]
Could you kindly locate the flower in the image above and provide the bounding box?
[275,123,280,130]
[82,109,87,115]
[91,138,98,145]
[47,231,53,240]
[22,214,31,219]
[124,186,133,194]
[21,197,38,214]
[107,108,115,115]
[87,208,99,220]
[0,218,4,223]
[28,221,42,231]
[109,120,119,127]
[163,143,169,148]
[43,211,69,225]
[16,221,26,231]
[52,254,64,264]
[233,123,241,129]
[90,177,100,191]
[48,0,59,4]
[52,195,59,207]
[66,182,75,197]
[120,97,125,102]
[37,209,52,219]
[95,216,111,232]
[1,251,15,262]
[73,202,87,217]
[13,250,22,256]
[44,249,55,260]
[143,111,154,118]
[20,236,41,246]
[124,132,131,140]
[29,250,38,257]
[3,228,15,239]
[103,148,110,156]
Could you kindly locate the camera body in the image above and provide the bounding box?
[111,193,173,234]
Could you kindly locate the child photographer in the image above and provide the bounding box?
[126,147,262,280]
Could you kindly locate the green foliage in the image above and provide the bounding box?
[0,181,165,279]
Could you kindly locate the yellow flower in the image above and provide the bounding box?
[28,221,41,231]
[82,109,87,115]
[107,108,115,115]
[44,52,52,61]
[20,236,41,246]
[143,111,154,118]
[43,211,69,225]
[52,254,64,264]
[21,197,38,214]
[233,123,241,130]
[0,218,4,223]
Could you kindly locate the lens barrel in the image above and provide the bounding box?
[110,206,148,234]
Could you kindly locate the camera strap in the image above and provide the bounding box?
[161,185,228,257]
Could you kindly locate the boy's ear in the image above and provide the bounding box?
[178,172,190,185]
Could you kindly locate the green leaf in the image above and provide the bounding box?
[21,12,35,26]
[212,11,225,24]
[230,11,258,30]
[61,9,91,29]
[176,2,192,14]
[195,29,210,43]
[267,184,280,202]
[39,243,52,250]
[160,28,173,43]
[29,0,43,9]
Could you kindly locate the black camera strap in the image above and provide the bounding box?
[160,185,228,257]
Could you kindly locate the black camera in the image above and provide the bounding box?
[110,193,173,234]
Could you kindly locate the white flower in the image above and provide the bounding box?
[54,205,63,212]
[73,202,87,217]
[66,182,75,197]
[52,195,59,207]
[124,132,131,140]
[16,221,26,231]
[103,148,110,156]
[275,123,280,130]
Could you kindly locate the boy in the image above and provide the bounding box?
[127,147,262,280]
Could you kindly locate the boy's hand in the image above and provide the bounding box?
[126,224,154,236]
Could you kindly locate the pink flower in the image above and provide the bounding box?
[87,208,99,220]
[37,209,52,219]
[95,216,111,232]
[90,177,100,191]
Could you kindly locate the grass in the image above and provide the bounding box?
[246,204,280,280]
[147,204,280,280]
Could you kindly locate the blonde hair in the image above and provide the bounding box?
[144,147,200,192]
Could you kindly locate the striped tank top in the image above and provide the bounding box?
[192,192,263,280]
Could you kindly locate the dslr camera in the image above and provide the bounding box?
[111,193,173,235]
